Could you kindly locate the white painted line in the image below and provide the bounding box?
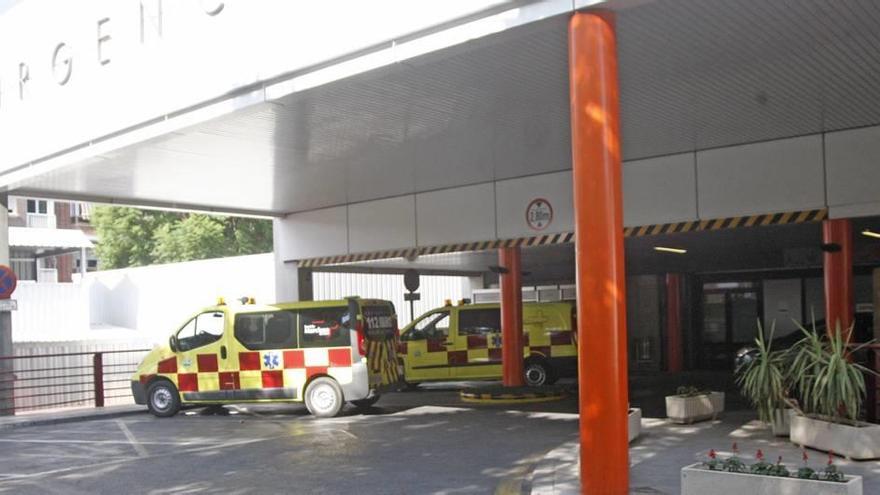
[115,419,148,458]
[0,437,271,482]
[0,438,200,446]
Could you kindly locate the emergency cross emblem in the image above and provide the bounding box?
[263,352,280,369]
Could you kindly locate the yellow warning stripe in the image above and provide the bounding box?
[296,209,826,267]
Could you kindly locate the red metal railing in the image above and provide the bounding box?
[0,349,151,416]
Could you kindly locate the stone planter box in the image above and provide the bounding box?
[790,414,880,460]
[771,408,793,437]
[681,463,862,495]
[665,391,724,424]
[628,407,641,443]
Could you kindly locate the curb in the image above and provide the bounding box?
[0,407,145,431]
[460,387,567,405]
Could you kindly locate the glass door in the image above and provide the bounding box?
[699,283,761,369]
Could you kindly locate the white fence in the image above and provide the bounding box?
[11,341,153,413]
[313,272,467,327]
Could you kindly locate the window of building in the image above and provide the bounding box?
[298,307,350,348]
[26,199,49,214]
[234,311,297,350]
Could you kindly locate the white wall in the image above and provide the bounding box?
[11,253,468,343]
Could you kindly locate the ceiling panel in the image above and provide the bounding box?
[11,0,880,215]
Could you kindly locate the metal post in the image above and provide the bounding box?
[570,11,629,494]
[93,352,105,407]
[0,194,11,416]
[823,219,853,337]
[80,247,87,278]
[666,274,683,373]
[499,246,524,387]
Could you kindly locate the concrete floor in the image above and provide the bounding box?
[533,411,880,494]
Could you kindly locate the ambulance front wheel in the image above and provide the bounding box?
[305,377,345,418]
[524,360,557,387]
[147,380,181,418]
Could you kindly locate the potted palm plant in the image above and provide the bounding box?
[736,321,792,436]
[787,320,880,460]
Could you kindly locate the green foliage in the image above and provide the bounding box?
[786,320,874,422]
[675,385,710,397]
[736,321,788,424]
[92,206,273,268]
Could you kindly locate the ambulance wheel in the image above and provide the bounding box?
[147,380,181,418]
[524,360,556,387]
[351,395,381,409]
[305,377,344,418]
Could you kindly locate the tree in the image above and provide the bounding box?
[91,206,273,268]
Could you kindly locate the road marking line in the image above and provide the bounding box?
[0,439,199,446]
[0,437,270,483]
[115,419,148,458]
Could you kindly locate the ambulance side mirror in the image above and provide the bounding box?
[169,335,179,353]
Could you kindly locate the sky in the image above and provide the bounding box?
[0,0,17,15]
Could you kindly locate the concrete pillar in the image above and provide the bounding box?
[272,218,313,302]
[822,219,853,337]
[499,246,524,387]
[570,11,628,494]
[666,274,683,373]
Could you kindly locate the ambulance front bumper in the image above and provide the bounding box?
[131,380,147,405]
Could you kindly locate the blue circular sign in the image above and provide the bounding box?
[0,265,17,299]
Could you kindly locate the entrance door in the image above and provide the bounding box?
[401,310,452,381]
[172,310,227,401]
[699,283,761,369]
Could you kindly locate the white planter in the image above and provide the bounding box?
[665,391,724,424]
[790,414,880,460]
[628,407,641,443]
[771,408,793,437]
[681,463,862,495]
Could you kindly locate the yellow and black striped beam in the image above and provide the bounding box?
[297,208,827,268]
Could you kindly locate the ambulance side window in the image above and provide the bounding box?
[176,312,225,352]
[459,309,501,336]
[298,307,350,348]
[404,312,449,341]
[234,311,297,350]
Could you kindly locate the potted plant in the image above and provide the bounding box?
[736,321,793,436]
[681,444,862,495]
[665,385,724,424]
[628,406,641,443]
[787,320,880,460]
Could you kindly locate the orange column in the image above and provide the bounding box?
[823,219,853,337]
[500,246,524,387]
[666,274,683,373]
[570,11,628,494]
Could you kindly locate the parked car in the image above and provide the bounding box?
[398,300,576,387]
[734,312,874,371]
[131,297,401,418]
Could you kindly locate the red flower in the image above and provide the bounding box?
[708,449,716,459]
[756,449,764,461]
[777,455,783,465]
[802,450,809,463]
[732,442,739,455]
[828,451,835,466]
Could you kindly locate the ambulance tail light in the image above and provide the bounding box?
[355,319,367,357]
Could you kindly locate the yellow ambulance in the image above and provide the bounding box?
[398,301,576,387]
[131,297,400,418]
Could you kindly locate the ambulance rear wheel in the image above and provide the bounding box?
[351,395,381,409]
[524,360,556,387]
[147,380,181,418]
[305,377,344,418]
